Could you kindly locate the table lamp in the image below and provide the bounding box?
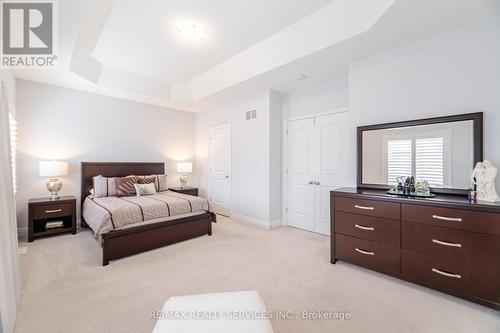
[177,162,192,188]
[39,160,68,200]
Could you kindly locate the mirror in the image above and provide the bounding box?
[357,113,483,194]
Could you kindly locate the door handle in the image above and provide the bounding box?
[224,175,229,179]
[308,181,314,184]
[315,181,320,185]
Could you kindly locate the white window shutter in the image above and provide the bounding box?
[387,139,412,185]
[416,137,444,187]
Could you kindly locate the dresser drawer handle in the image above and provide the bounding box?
[355,248,374,256]
[432,215,462,222]
[431,268,461,279]
[45,209,62,213]
[432,239,462,248]
[354,205,374,211]
[355,224,375,231]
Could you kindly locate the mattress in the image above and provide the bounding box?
[83,190,210,241]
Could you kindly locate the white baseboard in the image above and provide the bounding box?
[17,227,27,238]
[270,219,282,228]
[230,212,282,230]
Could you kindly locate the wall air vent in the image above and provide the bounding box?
[245,110,257,120]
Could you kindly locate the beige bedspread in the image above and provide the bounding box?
[83,191,209,241]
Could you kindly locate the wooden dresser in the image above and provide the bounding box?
[331,188,500,309]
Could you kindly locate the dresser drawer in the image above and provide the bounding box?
[335,212,400,247]
[402,249,500,303]
[335,234,400,274]
[34,203,72,220]
[402,204,500,236]
[335,197,400,220]
[402,221,500,261]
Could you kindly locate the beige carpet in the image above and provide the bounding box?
[15,217,499,333]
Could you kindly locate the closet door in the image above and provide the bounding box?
[287,118,315,232]
[313,112,348,235]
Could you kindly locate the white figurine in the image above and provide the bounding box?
[471,160,500,202]
[483,160,500,202]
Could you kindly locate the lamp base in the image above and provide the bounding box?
[179,175,188,188]
[47,177,62,200]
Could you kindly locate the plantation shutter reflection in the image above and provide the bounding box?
[387,139,412,185]
[416,137,444,186]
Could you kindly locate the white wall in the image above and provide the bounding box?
[16,80,197,230]
[283,75,348,119]
[0,69,20,333]
[195,90,282,227]
[350,16,500,189]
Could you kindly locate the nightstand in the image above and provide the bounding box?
[169,187,198,196]
[28,196,77,242]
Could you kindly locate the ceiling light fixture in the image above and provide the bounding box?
[176,22,205,41]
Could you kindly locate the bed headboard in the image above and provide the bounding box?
[80,162,165,217]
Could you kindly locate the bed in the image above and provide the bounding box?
[81,162,214,266]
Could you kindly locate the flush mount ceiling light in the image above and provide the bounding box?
[176,22,206,41]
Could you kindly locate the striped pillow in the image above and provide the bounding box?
[92,176,118,198]
[115,176,140,197]
[134,183,157,196]
[139,175,167,192]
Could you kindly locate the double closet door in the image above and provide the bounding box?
[286,112,348,235]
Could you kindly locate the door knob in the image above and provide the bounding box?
[225,175,229,178]
[315,181,320,185]
[308,181,314,184]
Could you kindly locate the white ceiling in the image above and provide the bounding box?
[93,0,335,83]
[15,0,500,113]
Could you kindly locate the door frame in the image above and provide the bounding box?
[208,123,232,216]
[282,108,349,229]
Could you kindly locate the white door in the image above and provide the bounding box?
[286,118,315,231]
[286,112,348,235]
[314,112,348,235]
[209,124,231,216]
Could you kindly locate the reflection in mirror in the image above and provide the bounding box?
[362,120,474,189]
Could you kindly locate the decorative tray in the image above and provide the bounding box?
[386,190,436,198]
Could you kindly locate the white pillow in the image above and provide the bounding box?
[134,183,157,196]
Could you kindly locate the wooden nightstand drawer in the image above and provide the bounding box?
[334,197,400,220]
[335,234,400,274]
[34,203,72,219]
[335,212,400,247]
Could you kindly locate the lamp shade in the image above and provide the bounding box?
[39,161,68,177]
[177,162,192,173]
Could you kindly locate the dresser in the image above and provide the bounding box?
[330,188,500,309]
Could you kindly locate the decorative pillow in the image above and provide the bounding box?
[115,176,140,197]
[139,176,156,185]
[137,175,167,192]
[92,175,118,198]
[134,183,157,196]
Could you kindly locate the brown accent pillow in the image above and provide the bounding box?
[139,176,156,185]
[115,176,140,197]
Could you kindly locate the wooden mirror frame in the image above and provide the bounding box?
[357,112,483,195]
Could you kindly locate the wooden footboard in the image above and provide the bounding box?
[101,212,212,266]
